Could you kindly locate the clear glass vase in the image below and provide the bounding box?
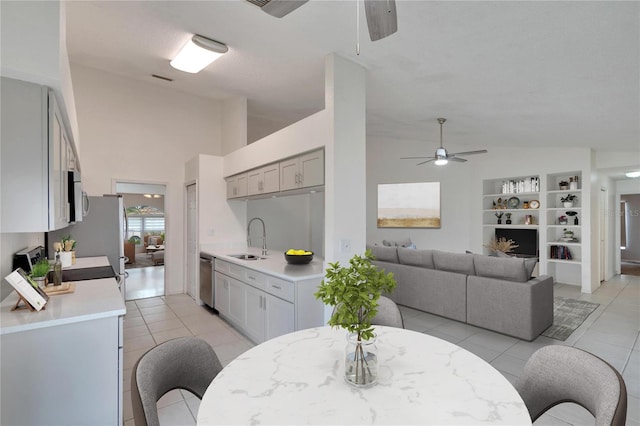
[345,332,378,387]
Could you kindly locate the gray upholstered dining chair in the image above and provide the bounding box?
[131,336,223,426]
[515,345,627,426]
[372,296,405,328]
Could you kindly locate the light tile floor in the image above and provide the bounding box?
[123,273,639,425]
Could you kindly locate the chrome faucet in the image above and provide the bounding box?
[247,217,267,256]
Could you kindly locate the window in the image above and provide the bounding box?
[125,206,165,243]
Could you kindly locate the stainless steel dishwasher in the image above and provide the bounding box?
[199,253,214,309]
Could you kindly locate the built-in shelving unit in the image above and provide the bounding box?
[482,171,588,289]
[543,171,584,286]
[482,176,541,256]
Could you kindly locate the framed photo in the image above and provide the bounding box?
[377,182,441,228]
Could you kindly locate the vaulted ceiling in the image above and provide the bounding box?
[66,1,639,153]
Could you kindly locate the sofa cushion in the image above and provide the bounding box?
[398,248,434,269]
[495,251,538,279]
[148,236,159,245]
[382,238,413,247]
[432,250,475,275]
[473,254,531,283]
[366,245,399,263]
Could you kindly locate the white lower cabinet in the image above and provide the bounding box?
[214,259,320,344]
[244,284,267,342]
[265,293,295,340]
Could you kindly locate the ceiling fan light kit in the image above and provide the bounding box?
[170,35,228,74]
[401,118,488,166]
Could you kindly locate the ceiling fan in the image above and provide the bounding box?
[401,118,488,166]
[245,0,398,41]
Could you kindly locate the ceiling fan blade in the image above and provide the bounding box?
[448,156,467,163]
[416,159,436,166]
[400,156,434,160]
[247,0,309,18]
[364,0,398,41]
[450,149,488,157]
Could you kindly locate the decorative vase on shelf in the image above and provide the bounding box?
[563,202,574,208]
[506,219,512,224]
[345,333,378,387]
[497,219,502,224]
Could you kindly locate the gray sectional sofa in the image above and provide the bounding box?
[368,245,554,341]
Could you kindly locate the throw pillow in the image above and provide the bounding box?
[382,238,413,248]
[524,258,538,278]
[366,245,399,263]
[148,236,159,245]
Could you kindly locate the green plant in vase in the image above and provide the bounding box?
[315,249,396,387]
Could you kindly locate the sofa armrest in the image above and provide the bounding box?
[467,275,554,341]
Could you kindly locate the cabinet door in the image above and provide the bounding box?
[264,294,294,341]
[279,157,299,191]
[300,150,324,188]
[262,164,280,194]
[214,272,231,316]
[247,169,262,195]
[227,277,245,327]
[226,176,237,199]
[50,93,68,230]
[236,173,248,198]
[244,284,266,343]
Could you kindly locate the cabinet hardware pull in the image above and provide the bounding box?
[248,275,255,280]
[272,285,281,290]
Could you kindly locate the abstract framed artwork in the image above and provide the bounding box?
[377,182,441,228]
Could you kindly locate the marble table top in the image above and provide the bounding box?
[197,326,531,425]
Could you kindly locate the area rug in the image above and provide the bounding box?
[125,254,160,270]
[541,297,600,341]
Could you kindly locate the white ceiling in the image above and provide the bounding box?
[66,1,639,153]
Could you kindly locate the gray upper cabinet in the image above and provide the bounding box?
[226,172,248,199]
[248,163,279,196]
[280,149,324,191]
[1,77,70,232]
[225,149,324,200]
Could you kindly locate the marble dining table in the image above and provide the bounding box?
[197,326,531,425]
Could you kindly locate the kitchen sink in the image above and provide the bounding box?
[228,254,264,261]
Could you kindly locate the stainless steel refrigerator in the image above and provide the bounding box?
[48,194,126,295]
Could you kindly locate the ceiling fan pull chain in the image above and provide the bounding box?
[356,0,360,55]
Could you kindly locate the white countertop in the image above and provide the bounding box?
[200,246,325,281]
[62,255,110,270]
[0,276,125,335]
[198,326,531,425]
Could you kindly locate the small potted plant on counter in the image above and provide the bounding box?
[314,249,396,387]
[30,258,51,288]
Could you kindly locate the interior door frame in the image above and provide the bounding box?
[112,178,168,297]
[184,179,199,301]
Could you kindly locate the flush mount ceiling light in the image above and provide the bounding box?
[144,194,162,198]
[626,171,640,178]
[170,35,228,74]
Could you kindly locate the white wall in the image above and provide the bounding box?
[224,110,329,177]
[367,135,473,251]
[221,97,247,155]
[247,114,294,144]
[71,64,224,295]
[193,155,246,251]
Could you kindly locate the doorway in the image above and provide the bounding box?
[620,193,640,276]
[115,181,167,300]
